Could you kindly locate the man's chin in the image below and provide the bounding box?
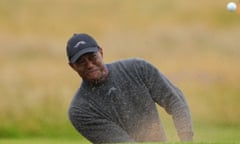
[86,76,100,83]
[88,76,107,85]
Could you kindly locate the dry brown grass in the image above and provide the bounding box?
[0,0,240,139]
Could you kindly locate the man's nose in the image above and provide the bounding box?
[85,59,94,68]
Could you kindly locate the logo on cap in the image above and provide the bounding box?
[74,41,87,48]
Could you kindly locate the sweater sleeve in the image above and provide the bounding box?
[68,104,134,143]
[139,60,194,142]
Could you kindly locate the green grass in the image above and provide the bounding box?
[0,139,238,144]
[1,121,239,144]
[0,138,90,144]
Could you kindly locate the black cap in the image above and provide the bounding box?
[66,33,99,63]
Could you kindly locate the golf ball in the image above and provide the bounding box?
[227,2,237,11]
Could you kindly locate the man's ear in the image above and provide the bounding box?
[99,47,103,57]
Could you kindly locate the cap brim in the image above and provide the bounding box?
[70,47,99,63]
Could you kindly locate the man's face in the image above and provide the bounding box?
[69,48,108,84]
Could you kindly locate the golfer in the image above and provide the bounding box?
[67,33,194,143]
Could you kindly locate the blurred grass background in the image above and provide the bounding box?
[0,0,240,143]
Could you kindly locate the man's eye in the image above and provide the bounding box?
[90,54,97,59]
[91,53,97,56]
[76,59,85,64]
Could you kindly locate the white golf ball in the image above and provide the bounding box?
[227,2,237,11]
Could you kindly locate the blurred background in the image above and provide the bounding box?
[0,0,240,143]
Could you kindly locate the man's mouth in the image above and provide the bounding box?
[86,69,99,75]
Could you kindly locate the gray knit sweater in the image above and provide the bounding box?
[68,58,193,143]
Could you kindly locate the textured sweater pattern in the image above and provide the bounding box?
[69,58,193,143]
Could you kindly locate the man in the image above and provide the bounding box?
[67,33,194,143]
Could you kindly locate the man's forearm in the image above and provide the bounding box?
[179,131,194,142]
[172,105,194,142]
